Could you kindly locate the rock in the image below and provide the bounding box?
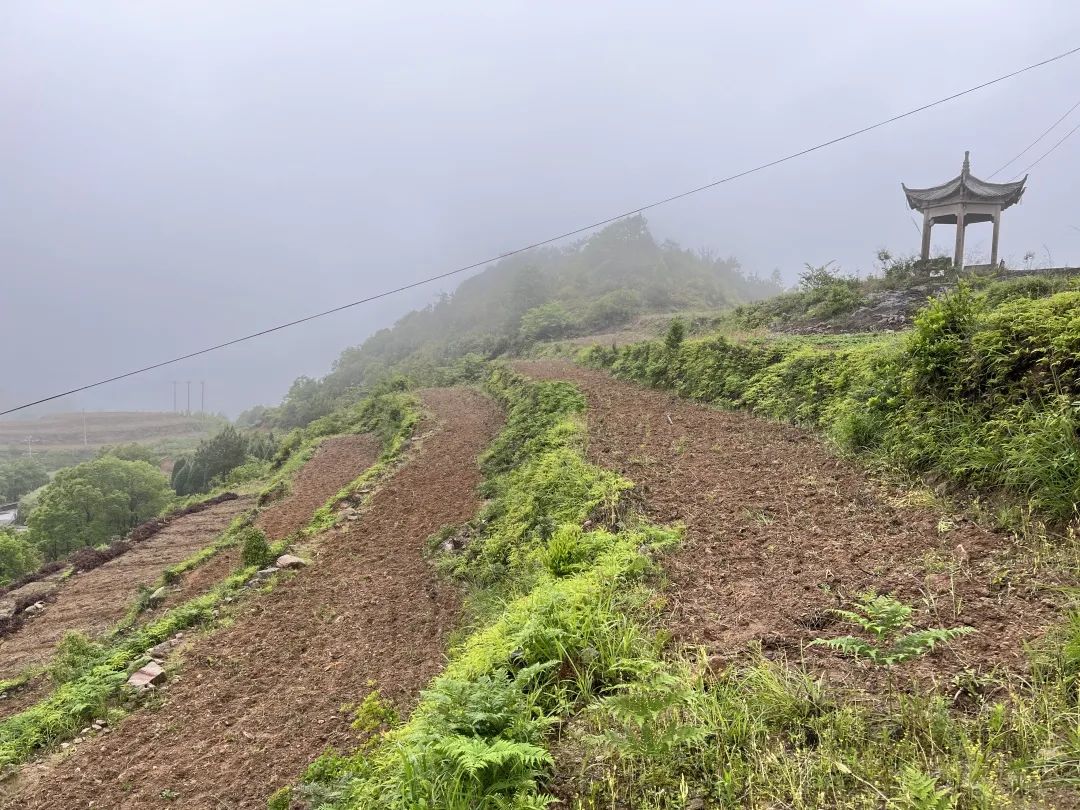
[24,601,46,615]
[147,587,168,604]
[0,600,16,621]
[147,639,178,660]
[8,580,57,604]
[127,661,166,688]
[275,554,308,570]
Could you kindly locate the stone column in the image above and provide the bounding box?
[990,209,1001,268]
[953,207,966,270]
[920,211,932,261]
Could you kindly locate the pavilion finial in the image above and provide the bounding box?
[962,150,970,175]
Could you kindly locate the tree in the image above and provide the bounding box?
[665,318,686,351]
[171,425,272,496]
[519,303,573,342]
[0,458,50,503]
[25,457,171,561]
[0,530,40,585]
[97,443,159,465]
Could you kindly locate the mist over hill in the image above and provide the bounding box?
[255,218,778,428]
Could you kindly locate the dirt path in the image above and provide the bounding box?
[515,361,1059,683]
[8,388,502,809]
[0,497,252,683]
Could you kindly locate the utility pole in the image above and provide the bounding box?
[200,381,205,414]
[172,381,178,413]
[186,381,191,416]
[82,410,88,447]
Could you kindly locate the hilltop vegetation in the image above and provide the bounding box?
[254,217,779,429]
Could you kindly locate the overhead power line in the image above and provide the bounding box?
[988,97,1080,178]
[3,43,1079,418]
[1012,119,1080,178]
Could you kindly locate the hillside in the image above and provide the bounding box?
[260,217,780,429]
[0,239,1078,809]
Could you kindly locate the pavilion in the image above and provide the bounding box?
[902,151,1026,270]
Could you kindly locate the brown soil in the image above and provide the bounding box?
[151,435,383,618]
[515,361,1061,685]
[256,434,382,542]
[7,388,502,809]
[0,497,252,683]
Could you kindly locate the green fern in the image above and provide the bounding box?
[811,592,973,665]
[600,671,708,759]
[893,765,955,810]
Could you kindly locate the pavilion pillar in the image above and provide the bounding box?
[920,211,932,261]
[953,206,966,270]
[990,210,1001,268]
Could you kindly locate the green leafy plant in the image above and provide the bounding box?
[664,318,686,351]
[239,526,273,569]
[349,688,399,741]
[811,592,973,665]
[893,765,955,810]
[599,670,707,759]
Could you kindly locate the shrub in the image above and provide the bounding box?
[664,318,686,351]
[519,303,573,342]
[239,527,273,569]
[0,531,41,586]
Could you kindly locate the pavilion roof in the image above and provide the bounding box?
[902,152,1026,211]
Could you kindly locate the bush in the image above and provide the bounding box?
[519,303,573,342]
[584,289,643,330]
[0,531,41,586]
[239,527,273,569]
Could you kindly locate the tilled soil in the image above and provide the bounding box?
[8,388,502,809]
[152,435,383,617]
[0,497,252,684]
[515,361,1061,685]
[256,434,382,542]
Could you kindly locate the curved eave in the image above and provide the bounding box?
[902,175,1027,211]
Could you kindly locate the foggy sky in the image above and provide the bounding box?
[3,2,1079,418]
